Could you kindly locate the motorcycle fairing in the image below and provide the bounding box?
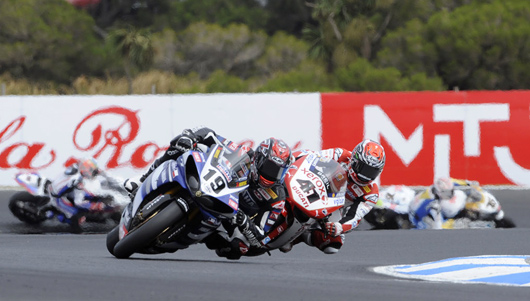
[121,144,249,240]
[132,159,186,215]
[285,154,345,218]
[15,172,48,196]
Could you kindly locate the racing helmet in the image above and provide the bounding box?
[79,157,99,179]
[251,138,293,188]
[348,139,386,186]
[432,177,454,200]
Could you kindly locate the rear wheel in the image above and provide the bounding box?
[8,191,49,224]
[112,201,184,259]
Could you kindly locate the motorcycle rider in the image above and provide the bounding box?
[285,139,386,254]
[123,127,294,259]
[408,177,458,229]
[363,185,415,230]
[410,177,515,229]
[46,157,122,232]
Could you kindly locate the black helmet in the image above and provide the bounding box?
[251,138,293,187]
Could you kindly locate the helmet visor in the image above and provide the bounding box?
[351,160,381,182]
[258,159,288,184]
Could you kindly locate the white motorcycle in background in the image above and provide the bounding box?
[9,172,130,232]
[382,185,516,230]
[445,188,516,229]
[364,185,415,229]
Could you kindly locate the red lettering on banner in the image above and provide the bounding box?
[3,108,308,174]
[72,106,166,169]
[321,91,530,186]
[0,108,167,172]
[0,143,55,169]
[130,143,165,168]
[0,116,24,143]
[0,117,55,169]
[74,107,139,168]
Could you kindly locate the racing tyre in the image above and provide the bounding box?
[495,217,516,228]
[106,226,120,256]
[112,201,184,259]
[8,191,49,224]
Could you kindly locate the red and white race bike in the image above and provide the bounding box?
[209,152,348,258]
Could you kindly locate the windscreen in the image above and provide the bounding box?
[309,157,347,196]
[209,144,251,188]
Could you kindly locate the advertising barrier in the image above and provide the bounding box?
[1,91,529,186]
[321,91,530,186]
[0,94,321,186]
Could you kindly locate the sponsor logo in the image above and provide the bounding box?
[258,188,272,200]
[228,197,238,210]
[293,185,309,207]
[334,197,345,206]
[300,168,326,195]
[362,185,372,193]
[351,184,363,196]
[145,195,164,211]
[228,142,238,151]
[167,150,180,156]
[166,225,186,240]
[239,243,249,254]
[217,164,232,181]
[266,187,278,199]
[192,152,202,162]
[214,147,222,159]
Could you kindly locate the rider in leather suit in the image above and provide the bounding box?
[123,127,293,259]
[286,139,386,254]
[47,157,121,232]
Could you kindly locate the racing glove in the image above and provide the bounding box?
[232,210,262,247]
[325,222,343,237]
[173,132,198,153]
[232,209,248,227]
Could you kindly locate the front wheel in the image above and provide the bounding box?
[495,217,516,228]
[8,191,49,224]
[111,201,185,259]
[106,226,120,256]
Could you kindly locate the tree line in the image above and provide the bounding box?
[0,0,529,95]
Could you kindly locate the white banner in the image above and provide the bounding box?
[0,93,321,186]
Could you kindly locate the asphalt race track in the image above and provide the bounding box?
[1,188,529,301]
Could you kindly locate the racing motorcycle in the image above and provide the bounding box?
[209,152,348,259]
[373,185,515,230]
[106,142,251,259]
[9,171,129,232]
[363,185,415,230]
[444,189,516,229]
